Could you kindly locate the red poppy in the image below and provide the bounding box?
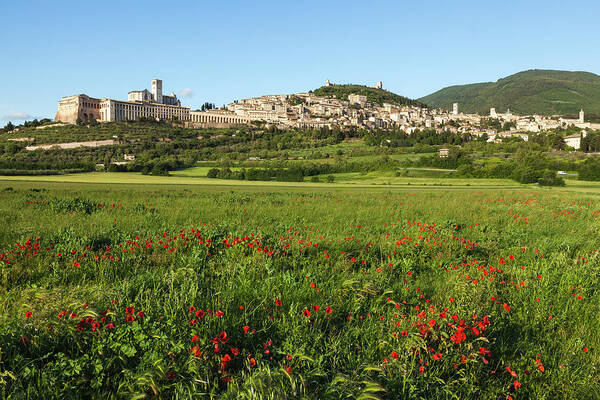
[192,335,199,343]
[106,322,116,329]
[432,353,442,360]
[243,325,250,334]
[325,306,332,314]
[401,330,408,337]
[137,311,145,318]
[126,314,136,322]
[502,303,511,313]
[537,364,544,372]
[218,331,229,343]
[25,312,32,318]
[275,298,282,307]
[125,306,135,315]
[195,309,205,318]
[312,305,320,313]
[303,309,311,318]
[513,380,521,389]
[391,351,399,359]
[190,345,202,357]
[230,347,239,356]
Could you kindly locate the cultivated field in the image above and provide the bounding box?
[0,181,598,399]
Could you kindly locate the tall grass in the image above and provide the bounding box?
[0,182,598,399]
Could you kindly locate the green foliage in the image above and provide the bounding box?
[537,170,566,186]
[314,84,427,107]
[419,69,600,116]
[578,157,600,181]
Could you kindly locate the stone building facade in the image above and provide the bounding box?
[55,94,102,124]
[55,79,188,123]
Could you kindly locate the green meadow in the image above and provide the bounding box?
[0,179,598,399]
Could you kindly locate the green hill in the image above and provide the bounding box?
[419,69,600,117]
[313,84,427,108]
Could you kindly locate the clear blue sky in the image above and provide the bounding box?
[1,0,599,122]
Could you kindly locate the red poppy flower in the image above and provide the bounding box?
[391,351,399,359]
[325,306,332,314]
[25,312,32,318]
[401,330,408,337]
[218,331,229,343]
[243,325,250,334]
[137,311,145,318]
[502,303,511,313]
[275,298,282,307]
[126,314,136,322]
[125,307,135,315]
[513,380,521,389]
[312,305,320,313]
[190,345,202,357]
[303,309,311,318]
[106,322,116,329]
[230,347,239,356]
[195,309,205,318]
[192,335,199,342]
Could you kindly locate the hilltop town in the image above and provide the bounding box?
[51,78,600,149]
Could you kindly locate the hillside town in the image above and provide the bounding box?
[53,79,600,149]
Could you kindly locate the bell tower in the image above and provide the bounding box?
[152,79,163,104]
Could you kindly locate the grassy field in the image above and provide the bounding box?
[0,180,598,399]
[4,171,600,194]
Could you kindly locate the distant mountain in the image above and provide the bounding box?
[313,84,427,108]
[418,69,600,117]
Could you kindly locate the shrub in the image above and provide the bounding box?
[511,166,542,184]
[207,168,219,178]
[538,170,566,186]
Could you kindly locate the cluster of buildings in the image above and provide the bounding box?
[55,79,599,149]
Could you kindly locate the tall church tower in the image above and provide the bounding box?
[152,79,163,104]
[579,109,584,123]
